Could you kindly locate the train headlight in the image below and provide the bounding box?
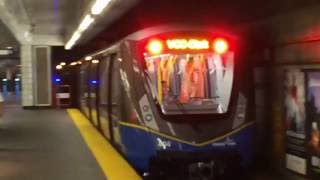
[213,38,229,54]
[147,39,163,55]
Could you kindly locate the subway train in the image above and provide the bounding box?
[75,25,254,179]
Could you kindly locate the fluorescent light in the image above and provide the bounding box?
[65,31,81,50]
[91,0,112,15]
[79,15,95,32]
[70,62,77,66]
[2,78,7,82]
[56,65,63,70]
[0,50,13,55]
[85,56,92,61]
[60,62,66,66]
[15,78,20,82]
[92,59,99,64]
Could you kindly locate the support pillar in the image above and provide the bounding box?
[21,44,52,108]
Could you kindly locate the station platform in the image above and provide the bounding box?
[0,99,308,180]
[0,100,141,180]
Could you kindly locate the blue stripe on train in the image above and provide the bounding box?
[119,124,255,172]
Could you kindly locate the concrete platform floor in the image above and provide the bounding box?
[0,103,106,180]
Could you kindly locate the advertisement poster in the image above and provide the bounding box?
[284,69,307,175]
[306,72,320,178]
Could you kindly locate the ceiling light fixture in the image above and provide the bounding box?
[65,31,81,50]
[91,0,112,15]
[85,56,92,61]
[70,62,78,66]
[92,59,99,64]
[0,50,13,55]
[56,65,63,70]
[79,15,95,32]
[65,0,113,50]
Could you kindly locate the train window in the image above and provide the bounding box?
[99,59,109,107]
[145,52,234,114]
[110,56,121,115]
[90,62,99,127]
[99,57,110,137]
[109,54,122,145]
[79,63,90,118]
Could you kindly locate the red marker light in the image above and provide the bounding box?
[213,38,229,54]
[147,40,163,55]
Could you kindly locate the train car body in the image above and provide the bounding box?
[77,25,254,179]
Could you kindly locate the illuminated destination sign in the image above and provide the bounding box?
[166,39,209,50]
[146,37,229,55]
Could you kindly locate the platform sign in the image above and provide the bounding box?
[305,72,320,179]
[284,69,307,175]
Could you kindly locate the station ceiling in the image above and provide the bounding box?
[0,0,320,58]
[83,0,320,51]
[0,0,91,46]
[0,19,19,71]
[16,0,89,36]
[0,0,91,70]
[0,21,18,49]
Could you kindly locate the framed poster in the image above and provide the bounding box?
[284,69,307,175]
[305,71,320,178]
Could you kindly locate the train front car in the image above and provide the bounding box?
[118,26,254,179]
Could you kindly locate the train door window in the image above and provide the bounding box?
[90,60,99,127]
[99,56,111,138]
[79,63,90,118]
[109,54,122,146]
[145,53,234,115]
[110,55,121,120]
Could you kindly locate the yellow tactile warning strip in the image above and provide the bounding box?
[67,109,142,180]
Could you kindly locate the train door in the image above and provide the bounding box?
[108,54,122,147]
[79,63,90,119]
[99,56,112,139]
[98,53,122,145]
[98,56,114,142]
[89,61,100,127]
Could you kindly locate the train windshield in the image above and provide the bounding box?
[145,52,234,115]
